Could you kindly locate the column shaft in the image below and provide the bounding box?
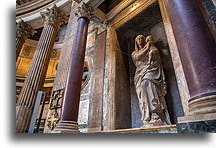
[16,24,57,133]
[63,17,88,120]
[164,0,216,114]
[54,17,89,132]
[16,37,25,60]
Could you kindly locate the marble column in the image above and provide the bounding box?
[16,20,35,61]
[164,0,216,115]
[53,2,93,133]
[16,5,67,133]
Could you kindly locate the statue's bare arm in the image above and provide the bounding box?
[132,48,149,61]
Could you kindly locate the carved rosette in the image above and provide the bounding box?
[16,20,35,39]
[40,4,68,28]
[74,2,94,21]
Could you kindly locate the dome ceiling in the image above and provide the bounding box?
[16,0,72,29]
[16,0,36,6]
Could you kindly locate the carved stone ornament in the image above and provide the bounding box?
[49,89,64,110]
[16,20,35,38]
[47,89,64,130]
[22,45,31,57]
[47,109,60,130]
[98,19,108,34]
[40,4,68,26]
[74,2,94,20]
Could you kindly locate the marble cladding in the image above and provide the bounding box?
[177,120,216,133]
[102,27,131,130]
[87,31,107,130]
[200,0,216,27]
[78,99,89,125]
[102,28,110,131]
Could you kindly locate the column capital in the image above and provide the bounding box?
[16,20,35,39]
[74,2,94,21]
[40,4,68,27]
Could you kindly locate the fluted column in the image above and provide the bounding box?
[16,20,35,61]
[16,5,67,133]
[164,0,216,115]
[53,2,93,133]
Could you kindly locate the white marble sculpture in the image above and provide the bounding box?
[132,35,171,127]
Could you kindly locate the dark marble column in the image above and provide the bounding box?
[164,0,216,115]
[16,5,67,133]
[53,2,93,133]
[16,20,35,61]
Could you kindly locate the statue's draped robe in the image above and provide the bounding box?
[132,47,171,126]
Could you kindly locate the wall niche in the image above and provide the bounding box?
[116,1,184,128]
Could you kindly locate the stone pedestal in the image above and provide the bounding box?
[164,0,216,115]
[16,5,67,133]
[16,20,35,61]
[53,2,93,133]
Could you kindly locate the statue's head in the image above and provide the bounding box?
[135,35,146,51]
[146,36,153,43]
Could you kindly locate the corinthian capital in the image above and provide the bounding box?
[75,2,94,20]
[16,20,35,38]
[40,4,68,26]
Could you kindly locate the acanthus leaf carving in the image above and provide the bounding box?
[74,2,94,20]
[16,20,35,38]
[40,4,68,26]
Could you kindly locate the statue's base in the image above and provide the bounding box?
[176,113,216,133]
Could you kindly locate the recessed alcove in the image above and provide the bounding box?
[116,1,184,128]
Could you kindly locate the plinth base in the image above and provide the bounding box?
[99,125,177,133]
[51,121,80,133]
[177,113,216,133]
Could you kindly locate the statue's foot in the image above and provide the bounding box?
[141,123,154,128]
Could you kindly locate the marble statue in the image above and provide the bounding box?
[131,35,171,127]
